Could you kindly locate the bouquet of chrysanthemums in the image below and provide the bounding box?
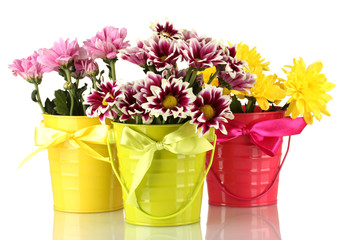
[9,27,130,116]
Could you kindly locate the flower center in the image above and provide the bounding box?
[200,105,215,120]
[102,95,114,106]
[102,98,108,106]
[195,58,201,61]
[160,56,168,62]
[161,32,170,38]
[162,95,178,109]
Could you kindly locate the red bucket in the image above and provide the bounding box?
[206,108,286,207]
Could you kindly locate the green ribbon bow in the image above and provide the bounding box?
[117,122,214,208]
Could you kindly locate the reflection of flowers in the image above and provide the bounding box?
[190,85,233,136]
[141,76,196,121]
[84,78,121,123]
[282,58,335,124]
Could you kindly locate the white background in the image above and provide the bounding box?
[1,0,342,239]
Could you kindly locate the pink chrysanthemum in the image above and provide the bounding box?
[9,51,49,83]
[180,38,226,70]
[116,81,151,123]
[37,38,86,72]
[146,36,180,71]
[218,71,256,91]
[83,26,130,60]
[121,40,149,66]
[141,76,196,121]
[151,21,181,40]
[74,58,99,77]
[190,84,233,136]
[84,77,121,123]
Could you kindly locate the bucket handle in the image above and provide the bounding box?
[107,133,217,220]
[208,136,291,201]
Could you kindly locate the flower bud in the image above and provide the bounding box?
[63,82,74,90]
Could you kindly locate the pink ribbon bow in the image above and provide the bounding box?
[217,117,307,156]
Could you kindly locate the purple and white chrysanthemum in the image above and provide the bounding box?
[121,40,150,66]
[219,44,246,78]
[84,77,121,123]
[218,71,256,91]
[141,76,196,121]
[116,81,151,123]
[146,36,180,71]
[179,38,226,70]
[180,29,212,44]
[190,84,234,136]
[150,21,181,40]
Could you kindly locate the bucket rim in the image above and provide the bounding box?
[112,121,183,128]
[232,106,286,117]
[42,114,96,120]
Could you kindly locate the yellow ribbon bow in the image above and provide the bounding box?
[19,123,111,169]
[118,122,214,207]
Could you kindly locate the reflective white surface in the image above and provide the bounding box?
[1,0,343,239]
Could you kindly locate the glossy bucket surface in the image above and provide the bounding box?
[206,110,285,207]
[206,204,281,240]
[53,210,124,240]
[44,115,122,212]
[113,123,206,226]
[125,222,202,240]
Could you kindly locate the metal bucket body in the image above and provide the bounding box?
[114,123,206,226]
[44,115,122,212]
[207,110,285,207]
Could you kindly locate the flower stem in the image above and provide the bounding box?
[109,60,116,82]
[33,82,46,114]
[184,67,193,82]
[207,68,220,85]
[92,77,99,90]
[64,68,75,116]
[245,98,256,113]
[188,69,198,87]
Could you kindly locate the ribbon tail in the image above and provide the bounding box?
[126,148,155,207]
[75,140,110,163]
[19,135,67,169]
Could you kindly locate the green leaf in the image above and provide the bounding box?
[53,90,70,115]
[44,98,57,115]
[31,90,38,102]
[230,95,244,113]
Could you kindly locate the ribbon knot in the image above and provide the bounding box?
[217,117,307,157]
[19,123,111,169]
[155,142,164,151]
[118,122,214,207]
[242,128,250,136]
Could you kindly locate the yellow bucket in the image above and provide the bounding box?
[109,122,215,226]
[44,115,122,212]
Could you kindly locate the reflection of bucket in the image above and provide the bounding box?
[207,109,285,207]
[112,122,213,226]
[53,210,124,240]
[206,204,281,240]
[125,222,202,240]
[44,115,122,212]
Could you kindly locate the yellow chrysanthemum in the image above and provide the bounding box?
[230,42,270,73]
[282,58,335,124]
[248,67,286,110]
[200,66,219,86]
